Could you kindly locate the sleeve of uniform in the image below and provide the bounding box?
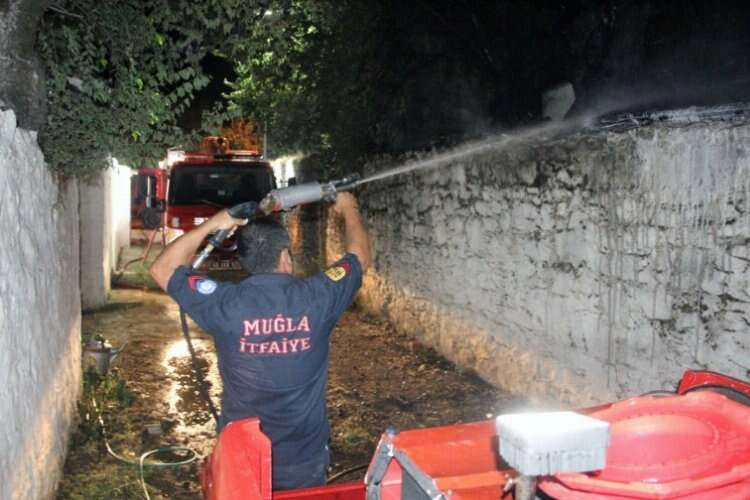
[305,253,363,321]
[166,265,228,334]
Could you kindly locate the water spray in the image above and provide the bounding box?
[193,116,597,274]
[353,116,590,188]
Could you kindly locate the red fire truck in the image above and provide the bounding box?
[130,137,277,269]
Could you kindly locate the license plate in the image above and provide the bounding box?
[208,259,242,270]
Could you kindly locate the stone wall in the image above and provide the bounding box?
[0,109,81,499]
[321,119,750,407]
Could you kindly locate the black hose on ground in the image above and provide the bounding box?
[180,201,261,427]
[180,308,220,425]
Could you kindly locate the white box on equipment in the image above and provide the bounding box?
[496,411,610,476]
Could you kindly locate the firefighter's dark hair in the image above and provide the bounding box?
[236,217,291,274]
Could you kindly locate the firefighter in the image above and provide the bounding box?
[150,192,370,490]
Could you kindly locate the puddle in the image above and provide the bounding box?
[162,337,222,453]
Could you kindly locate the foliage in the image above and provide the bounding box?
[225,1,367,172]
[35,0,627,177]
[226,0,750,174]
[57,366,141,499]
[38,0,268,176]
[70,366,133,448]
[224,0,540,172]
[39,0,736,177]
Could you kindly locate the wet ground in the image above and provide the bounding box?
[62,241,523,498]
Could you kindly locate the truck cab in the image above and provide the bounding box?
[166,150,276,233]
[165,139,276,270]
[129,137,276,269]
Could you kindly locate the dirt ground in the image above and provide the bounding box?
[60,243,523,499]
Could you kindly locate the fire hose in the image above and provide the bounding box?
[181,175,363,426]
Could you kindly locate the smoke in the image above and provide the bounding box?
[572,1,750,121]
[572,72,750,127]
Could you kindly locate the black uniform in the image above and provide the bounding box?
[167,253,363,489]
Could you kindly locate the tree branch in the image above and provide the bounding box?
[46,4,83,19]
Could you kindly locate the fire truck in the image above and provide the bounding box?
[130,137,277,269]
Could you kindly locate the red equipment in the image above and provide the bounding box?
[131,166,168,229]
[200,370,750,500]
[677,368,750,401]
[201,418,273,500]
[538,391,750,499]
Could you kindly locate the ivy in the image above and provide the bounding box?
[37,0,414,177]
[40,0,511,178]
[38,0,268,177]
[224,1,337,165]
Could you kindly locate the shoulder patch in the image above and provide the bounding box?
[325,264,348,282]
[187,274,217,294]
[196,278,218,294]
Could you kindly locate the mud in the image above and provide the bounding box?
[67,266,522,498]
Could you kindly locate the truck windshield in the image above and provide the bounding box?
[168,164,275,206]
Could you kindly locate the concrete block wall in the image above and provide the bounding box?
[79,158,131,310]
[0,109,81,499]
[79,171,112,310]
[109,159,131,272]
[324,120,750,407]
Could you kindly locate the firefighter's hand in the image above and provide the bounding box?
[208,209,248,231]
[333,192,359,215]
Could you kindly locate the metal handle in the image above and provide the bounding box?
[191,201,259,270]
[228,201,259,219]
